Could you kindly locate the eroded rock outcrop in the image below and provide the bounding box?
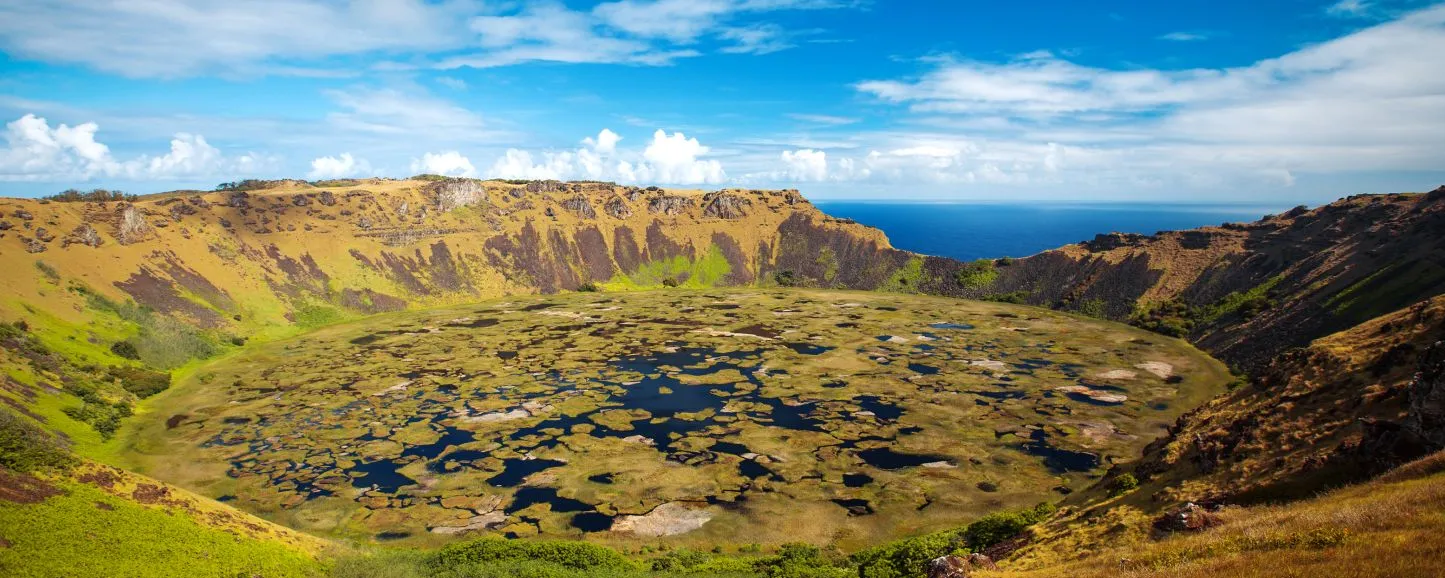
[430,179,487,212]
[647,195,694,215]
[115,204,152,245]
[559,195,597,219]
[702,192,751,219]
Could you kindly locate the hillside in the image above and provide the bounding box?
[1,180,1443,577]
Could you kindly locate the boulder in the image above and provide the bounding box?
[926,555,973,578]
[1405,341,1445,448]
[560,195,597,219]
[604,196,633,219]
[1152,502,1221,534]
[648,195,695,216]
[114,204,152,245]
[702,192,751,219]
[429,179,487,211]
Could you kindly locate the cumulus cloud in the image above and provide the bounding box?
[779,149,829,181]
[307,153,371,179]
[487,128,726,185]
[411,151,476,177]
[0,114,276,182]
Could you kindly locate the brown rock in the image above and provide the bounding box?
[560,195,597,219]
[927,555,973,578]
[702,192,750,219]
[648,195,694,215]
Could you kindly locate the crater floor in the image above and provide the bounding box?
[129,289,1229,548]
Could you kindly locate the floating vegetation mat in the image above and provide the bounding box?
[134,289,1229,548]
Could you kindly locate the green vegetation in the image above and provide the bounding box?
[0,477,321,578]
[881,256,926,293]
[1327,259,1445,324]
[816,248,840,284]
[982,291,1030,304]
[33,260,59,283]
[1131,275,1287,337]
[215,179,281,192]
[294,303,347,329]
[610,245,733,289]
[73,283,219,369]
[0,408,77,473]
[773,270,805,288]
[954,260,998,290]
[42,188,137,203]
[850,503,1055,578]
[1075,298,1106,319]
[1107,473,1139,496]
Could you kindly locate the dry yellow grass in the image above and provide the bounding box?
[985,451,1445,578]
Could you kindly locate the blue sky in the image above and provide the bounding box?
[1,0,1442,202]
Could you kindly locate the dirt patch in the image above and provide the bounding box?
[165,414,188,429]
[77,467,121,490]
[1135,361,1174,378]
[612,502,713,537]
[0,468,63,504]
[1096,369,1138,380]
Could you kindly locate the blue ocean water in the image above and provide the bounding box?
[813,202,1289,262]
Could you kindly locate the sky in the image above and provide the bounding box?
[0,0,1443,202]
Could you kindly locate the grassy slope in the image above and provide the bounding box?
[0,461,331,578]
[984,452,1445,578]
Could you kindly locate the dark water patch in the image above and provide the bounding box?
[842,473,873,488]
[854,395,903,421]
[445,318,499,328]
[350,334,382,345]
[1022,430,1100,473]
[710,441,750,455]
[489,458,566,487]
[823,380,848,389]
[898,426,924,435]
[836,322,858,329]
[587,473,615,484]
[350,459,416,493]
[907,363,939,375]
[216,494,236,502]
[739,459,774,479]
[1151,401,1170,411]
[857,448,950,470]
[930,322,974,330]
[506,486,591,514]
[783,342,833,355]
[375,531,411,541]
[706,303,741,310]
[915,344,935,352]
[520,303,557,311]
[971,389,1026,400]
[875,306,898,311]
[221,416,251,425]
[1015,358,1053,371]
[752,397,827,432]
[572,512,615,532]
[497,351,517,360]
[831,498,875,516]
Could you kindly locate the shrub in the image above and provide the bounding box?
[1075,298,1107,319]
[0,408,77,472]
[430,538,637,573]
[962,502,1056,550]
[43,188,137,203]
[34,260,60,282]
[110,340,140,360]
[661,277,680,288]
[955,259,999,290]
[774,270,803,288]
[108,366,171,399]
[982,291,1030,304]
[1108,473,1140,496]
[576,282,601,293]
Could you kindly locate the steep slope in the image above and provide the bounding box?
[912,189,1445,371]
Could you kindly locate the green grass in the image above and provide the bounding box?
[606,245,734,289]
[0,479,322,578]
[880,256,925,293]
[954,260,998,290]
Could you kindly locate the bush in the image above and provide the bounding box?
[1075,298,1107,319]
[110,341,140,360]
[576,282,601,293]
[774,270,803,288]
[661,277,680,288]
[955,260,998,290]
[35,260,60,282]
[982,291,1029,304]
[108,366,171,399]
[0,408,77,472]
[1108,473,1139,496]
[43,188,137,203]
[430,538,637,573]
[962,502,1055,550]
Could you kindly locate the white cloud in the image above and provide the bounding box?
[787,113,860,125]
[0,0,474,77]
[1158,31,1208,41]
[487,128,726,185]
[435,76,468,90]
[779,149,829,181]
[630,130,728,184]
[847,5,1445,187]
[307,153,371,179]
[717,23,794,54]
[1327,0,1375,18]
[325,86,485,138]
[411,151,476,177]
[0,114,275,182]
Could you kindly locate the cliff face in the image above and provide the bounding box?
[924,188,1445,370]
[0,179,895,341]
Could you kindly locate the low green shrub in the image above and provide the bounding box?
[982,291,1030,304]
[430,538,637,574]
[110,340,140,360]
[955,260,998,290]
[1108,473,1139,496]
[0,408,77,472]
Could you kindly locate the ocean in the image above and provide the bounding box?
[813,202,1289,262]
